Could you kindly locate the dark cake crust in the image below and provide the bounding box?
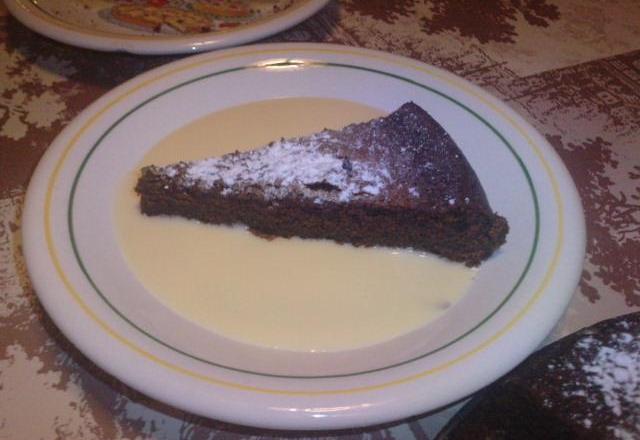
[437,312,640,439]
[135,102,508,266]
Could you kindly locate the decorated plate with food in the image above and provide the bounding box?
[4,0,329,54]
[22,43,585,429]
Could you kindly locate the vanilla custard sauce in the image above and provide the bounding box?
[115,98,475,352]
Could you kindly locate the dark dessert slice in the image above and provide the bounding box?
[437,312,640,439]
[135,102,508,266]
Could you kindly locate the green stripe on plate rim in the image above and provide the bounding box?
[66,61,540,379]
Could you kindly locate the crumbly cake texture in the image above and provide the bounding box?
[437,312,640,440]
[135,102,508,266]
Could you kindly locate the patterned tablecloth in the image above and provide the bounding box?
[1,1,639,438]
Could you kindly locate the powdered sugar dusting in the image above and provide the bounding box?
[143,102,492,213]
[177,132,390,202]
[547,321,640,437]
[612,427,637,440]
[580,335,640,418]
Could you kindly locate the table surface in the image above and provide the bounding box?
[1,1,639,438]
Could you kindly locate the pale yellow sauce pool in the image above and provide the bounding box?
[115,98,475,352]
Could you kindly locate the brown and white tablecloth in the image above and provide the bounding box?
[1,1,639,438]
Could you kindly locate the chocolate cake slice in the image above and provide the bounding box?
[437,312,640,439]
[135,102,508,266]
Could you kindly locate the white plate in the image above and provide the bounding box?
[22,43,585,430]
[5,0,329,55]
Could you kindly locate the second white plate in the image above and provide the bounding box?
[5,0,329,54]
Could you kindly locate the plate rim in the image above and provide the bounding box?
[22,42,586,429]
[5,0,330,55]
